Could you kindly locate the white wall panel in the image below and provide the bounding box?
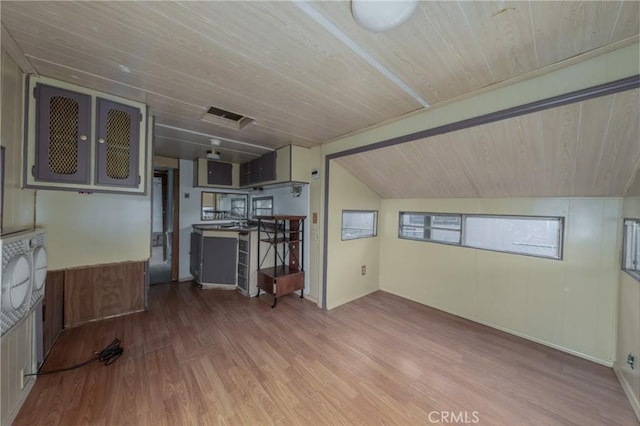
[36,190,151,270]
[616,190,640,418]
[380,197,621,365]
[1,49,34,233]
[178,159,201,280]
[326,162,381,310]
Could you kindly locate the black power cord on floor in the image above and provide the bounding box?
[24,338,124,377]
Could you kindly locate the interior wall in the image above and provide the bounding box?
[307,146,322,304]
[178,159,202,280]
[36,190,152,270]
[615,169,640,418]
[35,108,153,271]
[1,48,34,234]
[326,162,381,310]
[152,176,163,233]
[379,197,621,365]
[0,48,37,426]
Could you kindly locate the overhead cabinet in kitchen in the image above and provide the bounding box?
[193,158,238,188]
[240,145,308,188]
[24,76,148,194]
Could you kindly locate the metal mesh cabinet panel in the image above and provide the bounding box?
[35,84,91,184]
[95,98,141,187]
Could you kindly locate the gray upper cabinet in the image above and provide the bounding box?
[238,145,309,188]
[206,161,232,186]
[259,151,276,182]
[35,84,91,184]
[95,98,141,188]
[25,76,147,194]
[243,151,277,186]
[239,161,250,187]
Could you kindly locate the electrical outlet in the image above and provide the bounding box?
[19,369,24,389]
[361,265,366,275]
[628,353,636,369]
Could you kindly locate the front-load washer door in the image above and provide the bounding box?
[1,254,32,336]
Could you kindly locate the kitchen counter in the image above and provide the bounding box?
[192,223,257,232]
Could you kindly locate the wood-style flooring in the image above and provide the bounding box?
[14,283,638,425]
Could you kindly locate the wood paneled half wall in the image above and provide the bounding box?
[42,270,64,358]
[63,261,146,328]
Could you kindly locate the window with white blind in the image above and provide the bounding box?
[464,215,563,259]
[342,210,378,240]
[252,196,273,217]
[399,212,564,260]
[622,219,640,281]
[399,213,461,244]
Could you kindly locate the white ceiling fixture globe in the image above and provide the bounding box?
[351,0,419,32]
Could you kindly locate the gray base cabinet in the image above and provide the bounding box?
[190,231,237,287]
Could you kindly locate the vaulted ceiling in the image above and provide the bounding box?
[335,89,640,198]
[2,1,638,167]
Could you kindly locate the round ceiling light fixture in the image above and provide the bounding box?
[209,138,221,146]
[351,0,419,32]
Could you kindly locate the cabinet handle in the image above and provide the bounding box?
[79,134,87,141]
[98,137,105,144]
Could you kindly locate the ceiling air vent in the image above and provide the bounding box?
[201,105,254,130]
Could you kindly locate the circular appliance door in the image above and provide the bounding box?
[33,246,47,291]
[2,255,31,311]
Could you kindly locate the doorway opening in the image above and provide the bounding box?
[150,167,179,285]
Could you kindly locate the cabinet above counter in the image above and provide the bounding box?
[193,145,310,189]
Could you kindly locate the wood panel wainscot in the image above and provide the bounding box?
[42,270,64,358]
[64,261,145,328]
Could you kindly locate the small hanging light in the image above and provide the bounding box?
[351,0,419,32]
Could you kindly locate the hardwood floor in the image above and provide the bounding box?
[14,283,637,425]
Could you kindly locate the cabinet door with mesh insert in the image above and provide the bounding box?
[95,98,141,187]
[35,84,91,184]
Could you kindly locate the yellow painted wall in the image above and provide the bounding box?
[379,197,621,365]
[307,146,322,304]
[154,155,179,169]
[35,108,153,270]
[36,190,152,270]
[1,49,35,233]
[326,162,380,309]
[615,171,640,417]
[0,48,38,426]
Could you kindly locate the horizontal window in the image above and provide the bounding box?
[623,219,640,281]
[399,212,564,260]
[464,215,563,259]
[342,210,377,240]
[399,213,461,244]
[252,196,273,217]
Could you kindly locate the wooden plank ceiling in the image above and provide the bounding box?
[335,89,640,198]
[1,1,639,195]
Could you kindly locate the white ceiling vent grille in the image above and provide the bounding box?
[201,106,254,130]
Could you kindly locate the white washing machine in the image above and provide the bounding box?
[0,228,47,338]
[29,229,47,310]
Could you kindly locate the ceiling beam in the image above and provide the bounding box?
[1,24,37,75]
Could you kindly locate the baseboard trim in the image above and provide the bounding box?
[5,375,36,426]
[470,316,613,367]
[614,364,640,421]
[379,288,613,367]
